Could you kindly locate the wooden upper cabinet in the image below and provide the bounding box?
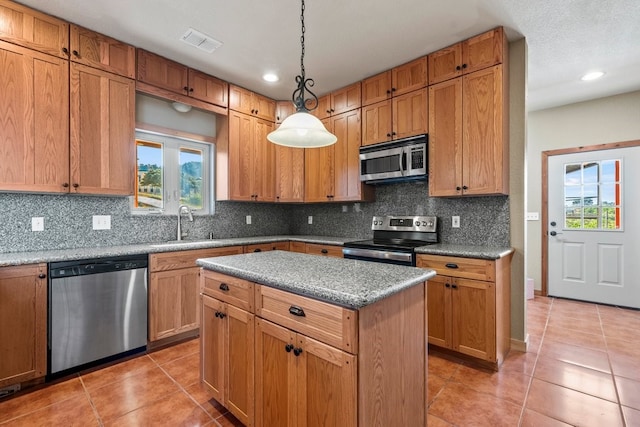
[392,57,427,96]
[275,101,295,124]
[429,27,505,85]
[362,71,391,106]
[70,25,135,78]
[188,68,228,107]
[310,94,331,120]
[392,88,428,141]
[333,109,366,201]
[229,85,275,121]
[361,100,392,146]
[137,49,188,95]
[331,82,361,115]
[362,57,426,105]
[0,0,69,58]
[70,63,135,195]
[275,145,304,202]
[0,40,69,193]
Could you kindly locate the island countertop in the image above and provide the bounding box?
[197,251,435,309]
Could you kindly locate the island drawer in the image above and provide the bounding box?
[416,254,495,281]
[243,241,290,253]
[304,243,343,258]
[150,246,243,272]
[201,270,254,312]
[255,285,358,354]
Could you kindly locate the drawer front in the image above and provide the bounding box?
[416,254,495,281]
[150,246,243,272]
[305,243,343,258]
[243,241,290,253]
[201,270,254,312]
[289,241,306,253]
[255,285,357,353]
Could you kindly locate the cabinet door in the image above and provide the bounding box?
[289,241,306,253]
[275,101,296,124]
[331,82,361,115]
[244,242,290,253]
[462,27,504,75]
[0,41,69,193]
[275,145,305,202]
[392,88,428,140]
[0,0,69,58]
[149,267,200,341]
[428,78,462,197]
[361,71,391,106]
[0,264,47,388]
[70,25,135,78]
[253,118,275,201]
[427,43,462,85]
[188,69,228,107]
[392,57,427,96]
[296,335,357,427]
[361,100,392,146]
[253,93,276,122]
[310,95,331,120]
[70,63,135,195]
[226,305,255,426]
[229,85,254,115]
[201,294,226,403]
[228,111,254,200]
[451,278,496,361]
[304,121,334,202]
[255,318,297,427]
[462,66,507,195]
[332,110,362,201]
[426,275,452,348]
[136,49,188,94]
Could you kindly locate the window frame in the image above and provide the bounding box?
[133,128,215,216]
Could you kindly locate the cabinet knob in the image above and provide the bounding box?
[72,50,79,57]
[386,90,391,94]
[293,347,303,356]
[326,110,331,114]
[330,108,335,113]
[321,249,328,254]
[288,305,306,317]
[183,86,189,91]
[451,284,458,289]
[189,88,194,92]
[255,110,258,114]
[219,283,230,291]
[72,183,79,188]
[445,283,451,288]
[253,248,262,253]
[456,186,462,191]
[386,133,392,137]
[392,132,396,136]
[391,88,396,92]
[285,344,294,353]
[462,63,467,69]
[62,182,69,188]
[62,47,69,55]
[462,185,468,190]
[38,273,46,279]
[456,65,461,71]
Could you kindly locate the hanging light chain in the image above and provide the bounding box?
[300,0,305,79]
[292,0,318,112]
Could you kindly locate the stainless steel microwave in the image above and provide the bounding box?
[359,135,428,183]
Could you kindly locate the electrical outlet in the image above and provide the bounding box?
[452,216,461,228]
[526,212,540,221]
[246,215,252,225]
[308,216,313,225]
[92,215,111,230]
[342,205,348,213]
[32,217,44,232]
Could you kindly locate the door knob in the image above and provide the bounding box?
[550,231,563,236]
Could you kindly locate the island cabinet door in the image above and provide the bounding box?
[426,275,453,348]
[255,318,297,427]
[296,335,357,427]
[201,295,226,403]
[225,304,255,426]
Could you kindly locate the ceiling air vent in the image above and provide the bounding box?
[180,28,223,53]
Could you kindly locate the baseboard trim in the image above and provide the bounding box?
[510,334,529,352]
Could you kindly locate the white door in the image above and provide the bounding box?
[547,147,640,308]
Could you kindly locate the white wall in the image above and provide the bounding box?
[527,90,640,291]
[135,93,216,137]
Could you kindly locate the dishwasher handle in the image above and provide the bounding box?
[50,255,148,278]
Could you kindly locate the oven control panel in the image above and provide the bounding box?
[371,216,437,232]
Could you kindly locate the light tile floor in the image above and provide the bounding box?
[1,296,638,426]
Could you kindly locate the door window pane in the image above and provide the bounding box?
[563,159,622,230]
[136,141,163,209]
[180,147,204,209]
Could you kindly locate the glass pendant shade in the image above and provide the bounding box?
[267,111,337,148]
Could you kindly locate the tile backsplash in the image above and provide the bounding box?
[0,182,509,253]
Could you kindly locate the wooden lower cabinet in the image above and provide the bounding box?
[288,242,343,258]
[0,264,47,388]
[255,318,357,427]
[244,242,290,253]
[417,253,512,368]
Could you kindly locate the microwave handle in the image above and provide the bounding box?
[400,148,407,176]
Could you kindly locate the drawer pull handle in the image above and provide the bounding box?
[253,248,262,252]
[321,249,328,254]
[285,344,294,352]
[38,273,47,279]
[451,284,458,289]
[219,283,230,291]
[289,306,306,317]
[445,283,451,288]
[293,347,303,356]
[445,263,459,269]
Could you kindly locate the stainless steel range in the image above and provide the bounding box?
[343,215,438,266]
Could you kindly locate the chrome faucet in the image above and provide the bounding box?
[177,204,194,241]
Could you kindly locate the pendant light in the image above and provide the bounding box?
[267,0,337,148]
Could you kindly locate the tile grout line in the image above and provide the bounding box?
[78,373,105,427]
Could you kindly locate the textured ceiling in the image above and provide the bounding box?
[15,0,640,111]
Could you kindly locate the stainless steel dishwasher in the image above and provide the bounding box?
[48,254,148,377]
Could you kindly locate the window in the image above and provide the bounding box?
[134,130,214,215]
[563,159,621,230]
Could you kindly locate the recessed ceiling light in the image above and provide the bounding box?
[581,71,605,81]
[263,73,279,82]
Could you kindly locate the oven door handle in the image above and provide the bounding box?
[342,247,413,264]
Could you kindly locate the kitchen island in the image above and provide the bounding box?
[197,251,435,427]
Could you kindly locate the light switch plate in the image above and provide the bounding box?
[32,217,44,232]
[92,215,111,230]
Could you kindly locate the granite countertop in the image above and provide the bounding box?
[197,251,435,309]
[414,243,514,260]
[0,235,352,267]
